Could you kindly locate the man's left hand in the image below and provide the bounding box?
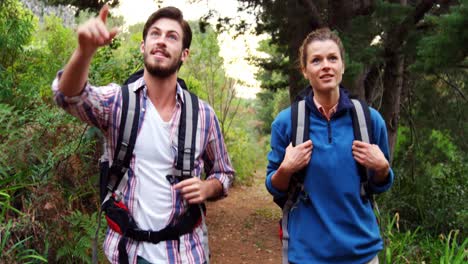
[174,178,221,204]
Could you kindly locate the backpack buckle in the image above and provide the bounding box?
[113,190,123,202]
[181,169,192,178]
[166,175,177,185]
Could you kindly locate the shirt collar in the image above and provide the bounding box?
[127,75,185,103]
[128,76,145,92]
[313,96,338,121]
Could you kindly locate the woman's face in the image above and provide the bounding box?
[302,39,344,93]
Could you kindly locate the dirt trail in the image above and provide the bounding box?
[206,171,282,264]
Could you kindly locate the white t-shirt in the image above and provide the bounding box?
[133,100,175,262]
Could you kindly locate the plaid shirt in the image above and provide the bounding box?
[52,73,234,264]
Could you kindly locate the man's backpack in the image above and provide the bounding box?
[93,73,207,264]
[276,90,376,264]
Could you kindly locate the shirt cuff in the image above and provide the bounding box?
[265,171,287,198]
[369,168,394,193]
[52,70,89,105]
[206,172,233,199]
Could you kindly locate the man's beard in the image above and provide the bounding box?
[143,51,181,78]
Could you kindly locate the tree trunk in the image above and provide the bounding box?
[381,54,404,161]
[328,0,375,31]
[367,0,436,157]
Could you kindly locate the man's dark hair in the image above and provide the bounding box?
[142,6,192,50]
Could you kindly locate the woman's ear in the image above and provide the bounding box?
[301,67,308,79]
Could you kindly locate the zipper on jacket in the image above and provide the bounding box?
[327,121,332,143]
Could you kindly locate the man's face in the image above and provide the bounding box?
[141,18,189,78]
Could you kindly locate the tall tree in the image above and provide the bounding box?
[231,0,468,157]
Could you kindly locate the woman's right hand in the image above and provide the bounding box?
[280,140,313,175]
[271,140,313,191]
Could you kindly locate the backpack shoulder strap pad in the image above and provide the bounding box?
[107,84,141,194]
[350,98,373,144]
[173,89,199,178]
[291,99,309,147]
[278,99,310,264]
[349,98,374,201]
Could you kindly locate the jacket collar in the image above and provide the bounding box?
[303,85,354,117]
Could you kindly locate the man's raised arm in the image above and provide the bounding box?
[58,5,118,97]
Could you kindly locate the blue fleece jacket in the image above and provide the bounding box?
[266,88,394,264]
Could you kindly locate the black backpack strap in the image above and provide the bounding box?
[350,99,373,202]
[170,89,199,180]
[290,99,310,186]
[94,84,140,264]
[273,99,310,208]
[106,84,141,200]
[280,99,310,264]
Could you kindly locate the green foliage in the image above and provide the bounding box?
[224,99,267,185]
[0,0,36,68]
[181,22,237,116]
[253,38,289,91]
[0,0,36,102]
[0,99,100,259]
[179,22,260,183]
[271,88,290,119]
[0,220,47,263]
[379,212,468,263]
[254,90,275,134]
[380,213,421,263]
[0,3,105,260]
[56,211,107,263]
[180,22,224,88]
[373,0,412,34]
[21,15,75,105]
[226,126,257,184]
[184,75,208,101]
[439,230,468,264]
[414,0,468,72]
[387,126,467,234]
[253,88,290,135]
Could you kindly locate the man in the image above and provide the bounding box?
[52,5,234,264]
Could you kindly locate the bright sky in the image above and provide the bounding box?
[113,0,264,99]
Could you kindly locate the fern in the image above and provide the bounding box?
[56,211,107,263]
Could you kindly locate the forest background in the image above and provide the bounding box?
[0,0,466,263]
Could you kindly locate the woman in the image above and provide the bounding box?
[266,28,394,264]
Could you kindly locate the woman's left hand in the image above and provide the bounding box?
[352,140,389,183]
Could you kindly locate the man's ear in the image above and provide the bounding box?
[180,48,189,62]
[140,40,145,54]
